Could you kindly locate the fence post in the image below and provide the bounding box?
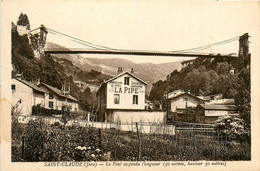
[136,122,141,161]
[22,135,25,160]
[98,129,102,148]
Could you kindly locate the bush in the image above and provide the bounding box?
[215,115,250,142]
[12,117,251,161]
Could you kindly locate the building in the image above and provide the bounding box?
[39,83,79,112]
[74,80,99,92]
[167,92,204,113]
[195,104,237,124]
[165,90,185,99]
[17,25,29,36]
[207,98,235,105]
[181,59,195,68]
[97,68,166,123]
[166,92,205,122]
[11,77,46,115]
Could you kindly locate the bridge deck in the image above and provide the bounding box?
[44,49,238,58]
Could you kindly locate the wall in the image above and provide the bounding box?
[17,25,28,36]
[39,85,78,111]
[12,79,33,115]
[170,95,201,112]
[33,92,45,107]
[205,110,229,117]
[106,73,146,110]
[106,110,166,124]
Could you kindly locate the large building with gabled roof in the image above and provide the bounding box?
[97,68,165,123]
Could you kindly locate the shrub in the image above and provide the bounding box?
[215,115,250,142]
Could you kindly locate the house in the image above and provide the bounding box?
[195,104,237,124]
[166,92,204,122]
[181,59,195,68]
[207,98,235,105]
[74,80,99,92]
[11,77,46,115]
[165,90,185,99]
[167,92,204,113]
[38,83,79,112]
[97,68,166,123]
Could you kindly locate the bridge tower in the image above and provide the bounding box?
[238,33,250,68]
[39,25,48,51]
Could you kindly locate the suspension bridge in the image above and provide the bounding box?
[30,25,249,59]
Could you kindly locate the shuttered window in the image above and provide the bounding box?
[133,95,138,105]
[124,77,130,85]
[114,94,120,104]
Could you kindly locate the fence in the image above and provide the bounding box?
[15,115,175,135]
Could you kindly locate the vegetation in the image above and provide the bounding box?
[149,57,250,127]
[11,14,110,111]
[12,118,250,161]
[17,13,30,29]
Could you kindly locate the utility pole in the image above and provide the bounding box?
[185,96,188,122]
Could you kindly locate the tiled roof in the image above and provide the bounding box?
[104,71,147,85]
[40,83,78,102]
[15,78,46,94]
[167,92,204,102]
[97,71,147,92]
[201,104,236,110]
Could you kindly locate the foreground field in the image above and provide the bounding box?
[12,119,250,162]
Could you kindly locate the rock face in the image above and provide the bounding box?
[47,42,183,92]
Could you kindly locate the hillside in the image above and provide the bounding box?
[11,24,107,110]
[47,42,183,92]
[149,56,250,126]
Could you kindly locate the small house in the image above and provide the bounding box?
[195,104,237,124]
[12,77,46,115]
[39,83,79,112]
[166,92,204,122]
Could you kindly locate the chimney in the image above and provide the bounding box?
[117,67,123,75]
[130,68,134,74]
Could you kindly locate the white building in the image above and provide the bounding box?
[97,68,165,123]
[167,92,204,113]
[165,90,185,99]
[39,83,79,112]
[196,104,237,124]
[11,78,46,115]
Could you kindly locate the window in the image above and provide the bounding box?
[11,84,16,90]
[124,77,130,85]
[133,95,138,105]
[49,101,54,108]
[114,94,120,104]
[49,93,53,99]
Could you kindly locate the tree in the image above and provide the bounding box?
[17,13,30,29]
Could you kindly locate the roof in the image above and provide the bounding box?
[14,78,46,94]
[40,83,78,102]
[105,71,147,85]
[167,92,204,102]
[199,104,236,111]
[97,71,147,92]
[197,96,211,101]
[208,99,235,105]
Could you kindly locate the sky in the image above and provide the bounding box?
[6,1,260,64]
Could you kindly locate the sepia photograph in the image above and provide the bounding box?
[1,1,260,170]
